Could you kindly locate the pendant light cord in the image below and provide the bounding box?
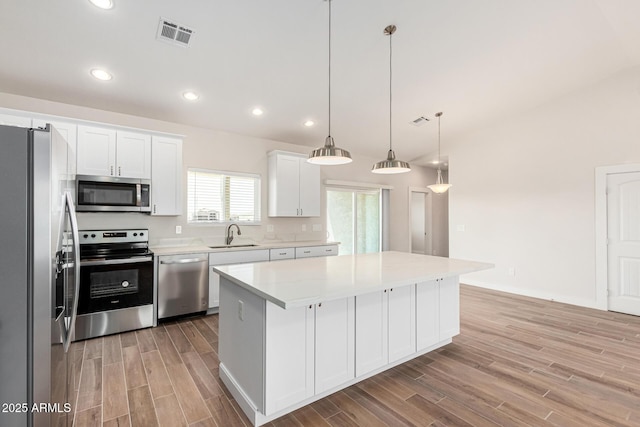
[389,28,393,152]
[436,111,443,165]
[328,0,332,137]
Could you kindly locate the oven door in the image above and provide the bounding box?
[78,257,153,315]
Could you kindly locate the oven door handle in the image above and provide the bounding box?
[81,256,153,266]
[159,258,207,265]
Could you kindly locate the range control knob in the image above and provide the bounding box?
[140,232,144,236]
[83,234,89,239]
[91,234,96,238]
[133,233,138,236]
[121,280,129,288]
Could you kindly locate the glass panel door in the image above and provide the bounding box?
[327,188,381,255]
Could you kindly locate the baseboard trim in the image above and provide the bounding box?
[461,279,602,310]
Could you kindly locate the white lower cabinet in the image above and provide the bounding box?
[314,297,355,394]
[264,303,314,415]
[295,245,338,258]
[439,277,460,338]
[387,285,416,362]
[416,277,460,351]
[263,296,354,415]
[269,248,295,261]
[355,291,388,376]
[355,285,415,377]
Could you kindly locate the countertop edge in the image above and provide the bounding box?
[151,240,340,256]
[213,256,494,309]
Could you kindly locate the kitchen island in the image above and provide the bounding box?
[213,251,493,426]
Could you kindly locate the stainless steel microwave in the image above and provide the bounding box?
[76,175,151,212]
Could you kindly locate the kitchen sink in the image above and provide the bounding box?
[209,244,259,249]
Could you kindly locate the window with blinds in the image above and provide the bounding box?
[187,169,261,224]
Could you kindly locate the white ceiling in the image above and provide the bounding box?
[1,0,639,166]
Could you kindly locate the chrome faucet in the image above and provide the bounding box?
[226,223,241,245]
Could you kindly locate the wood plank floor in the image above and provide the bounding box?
[71,285,640,426]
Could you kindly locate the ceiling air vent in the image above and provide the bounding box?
[156,17,195,47]
[410,116,430,127]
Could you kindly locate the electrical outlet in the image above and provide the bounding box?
[301,224,307,232]
[175,225,182,234]
[266,224,274,232]
[313,224,322,232]
[238,300,244,321]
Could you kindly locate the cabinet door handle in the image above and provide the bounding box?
[110,165,114,176]
[318,303,322,308]
[300,208,303,215]
[118,166,121,176]
[153,204,157,214]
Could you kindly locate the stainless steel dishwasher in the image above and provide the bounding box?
[157,253,209,320]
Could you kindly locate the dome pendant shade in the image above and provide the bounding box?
[308,136,352,165]
[427,169,452,193]
[372,149,410,174]
[428,111,451,193]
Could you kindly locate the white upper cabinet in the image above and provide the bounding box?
[0,112,32,128]
[151,136,182,216]
[77,125,151,179]
[76,126,116,176]
[268,151,320,217]
[116,131,151,179]
[32,119,77,176]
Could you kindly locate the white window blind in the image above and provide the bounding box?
[187,169,261,223]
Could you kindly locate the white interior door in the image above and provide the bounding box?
[410,189,432,255]
[607,171,640,315]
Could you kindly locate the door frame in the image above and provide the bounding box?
[408,187,433,255]
[594,163,640,311]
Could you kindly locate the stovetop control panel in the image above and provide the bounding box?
[79,229,149,245]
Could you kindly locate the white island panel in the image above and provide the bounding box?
[216,252,493,426]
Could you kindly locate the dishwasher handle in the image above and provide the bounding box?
[160,257,208,265]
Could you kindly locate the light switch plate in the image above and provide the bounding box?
[175,225,182,234]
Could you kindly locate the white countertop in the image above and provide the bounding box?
[213,251,493,309]
[151,240,339,256]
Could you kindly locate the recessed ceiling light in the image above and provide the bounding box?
[183,91,199,101]
[252,107,264,116]
[90,68,112,81]
[89,0,114,10]
[303,120,315,127]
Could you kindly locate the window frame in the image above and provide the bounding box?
[187,167,262,226]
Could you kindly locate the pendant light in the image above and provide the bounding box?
[372,25,410,174]
[427,112,452,193]
[308,0,352,165]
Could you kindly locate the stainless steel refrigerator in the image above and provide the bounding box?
[0,124,79,427]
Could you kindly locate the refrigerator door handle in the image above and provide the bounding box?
[63,191,81,353]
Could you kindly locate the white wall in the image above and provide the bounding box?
[448,66,640,308]
[0,92,442,251]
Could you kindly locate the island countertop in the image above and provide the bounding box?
[213,251,493,309]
